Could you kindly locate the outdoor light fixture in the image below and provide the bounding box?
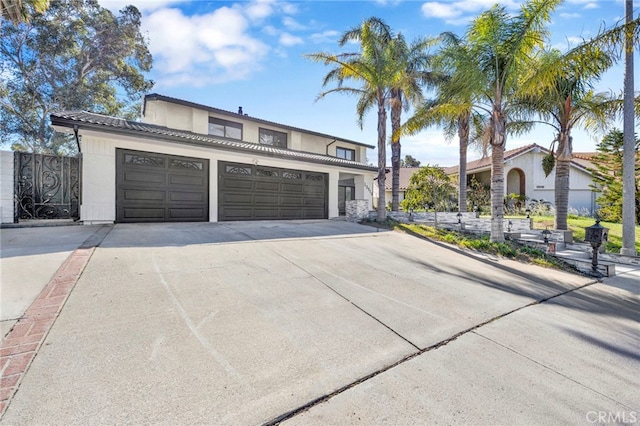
[542,227,552,244]
[457,212,462,224]
[508,220,513,233]
[525,208,531,219]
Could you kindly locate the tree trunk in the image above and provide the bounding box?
[376,95,387,221]
[390,90,401,212]
[621,0,637,255]
[554,131,572,230]
[458,113,469,212]
[490,112,506,243]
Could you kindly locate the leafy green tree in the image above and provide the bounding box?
[589,129,639,224]
[306,17,398,221]
[1,0,48,23]
[0,0,153,153]
[401,165,456,218]
[467,176,490,213]
[400,154,421,167]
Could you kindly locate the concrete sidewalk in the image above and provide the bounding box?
[0,221,637,424]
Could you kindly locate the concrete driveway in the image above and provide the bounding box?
[0,220,638,425]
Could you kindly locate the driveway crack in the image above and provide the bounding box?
[262,274,601,425]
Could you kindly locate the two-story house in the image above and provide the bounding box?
[50,94,376,224]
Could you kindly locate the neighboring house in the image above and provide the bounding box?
[382,167,421,207]
[444,143,597,214]
[49,93,376,224]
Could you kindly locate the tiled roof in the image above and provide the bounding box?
[384,167,422,191]
[144,93,375,149]
[49,111,377,172]
[445,143,595,174]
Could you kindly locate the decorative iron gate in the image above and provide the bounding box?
[14,152,80,221]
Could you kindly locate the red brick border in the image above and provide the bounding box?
[0,244,98,418]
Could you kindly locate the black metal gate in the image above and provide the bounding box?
[14,152,80,221]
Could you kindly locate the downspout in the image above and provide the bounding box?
[326,138,337,155]
[73,125,81,153]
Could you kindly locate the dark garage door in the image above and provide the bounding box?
[116,149,209,222]
[218,161,327,221]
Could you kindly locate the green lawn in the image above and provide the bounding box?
[527,216,640,254]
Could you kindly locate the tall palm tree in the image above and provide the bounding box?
[622,0,637,255]
[520,48,614,230]
[520,14,640,232]
[445,0,560,242]
[339,22,432,212]
[306,17,398,220]
[1,0,48,23]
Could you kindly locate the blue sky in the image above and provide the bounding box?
[103,0,639,167]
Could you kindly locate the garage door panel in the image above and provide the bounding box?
[254,194,280,205]
[168,208,207,219]
[255,181,280,191]
[218,161,327,221]
[168,174,205,186]
[221,207,254,219]
[304,197,325,207]
[122,207,165,220]
[280,183,304,193]
[122,189,165,201]
[224,179,254,190]
[304,186,325,196]
[280,196,304,206]
[117,149,209,223]
[169,191,205,202]
[123,171,165,184]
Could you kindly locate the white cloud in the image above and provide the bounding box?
[310,30,339,44]
[100,0,188,13]
[244,0,274,20]
[143,4,270,85]
[283,16,305,30]
[421,2,459,18]
[559,12,581,18]
[279,33,303,46]
[421,0,521,24]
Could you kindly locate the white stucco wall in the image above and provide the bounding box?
[142,99,370,162]
[0,151,14,223]
[77,129,374,224]
[505,149,596,213]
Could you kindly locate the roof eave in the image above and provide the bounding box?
[50,115,378,173]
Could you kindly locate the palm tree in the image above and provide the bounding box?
[339,22,432,212]
[444,0,560,242]
[402,32,486,214]
[520,48,615,230]
[305,17,398,220]
[1,0,48,23]
[622,0,637,255]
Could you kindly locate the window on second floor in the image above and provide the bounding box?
[209,117,242,140]
[259,128,287,148]
[336,147,356,161]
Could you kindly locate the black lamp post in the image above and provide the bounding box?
[507,220,513,233]
[457,212,462,224]
[585,219,609,276]
[525,208,531,219]
[542,227,552,244]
